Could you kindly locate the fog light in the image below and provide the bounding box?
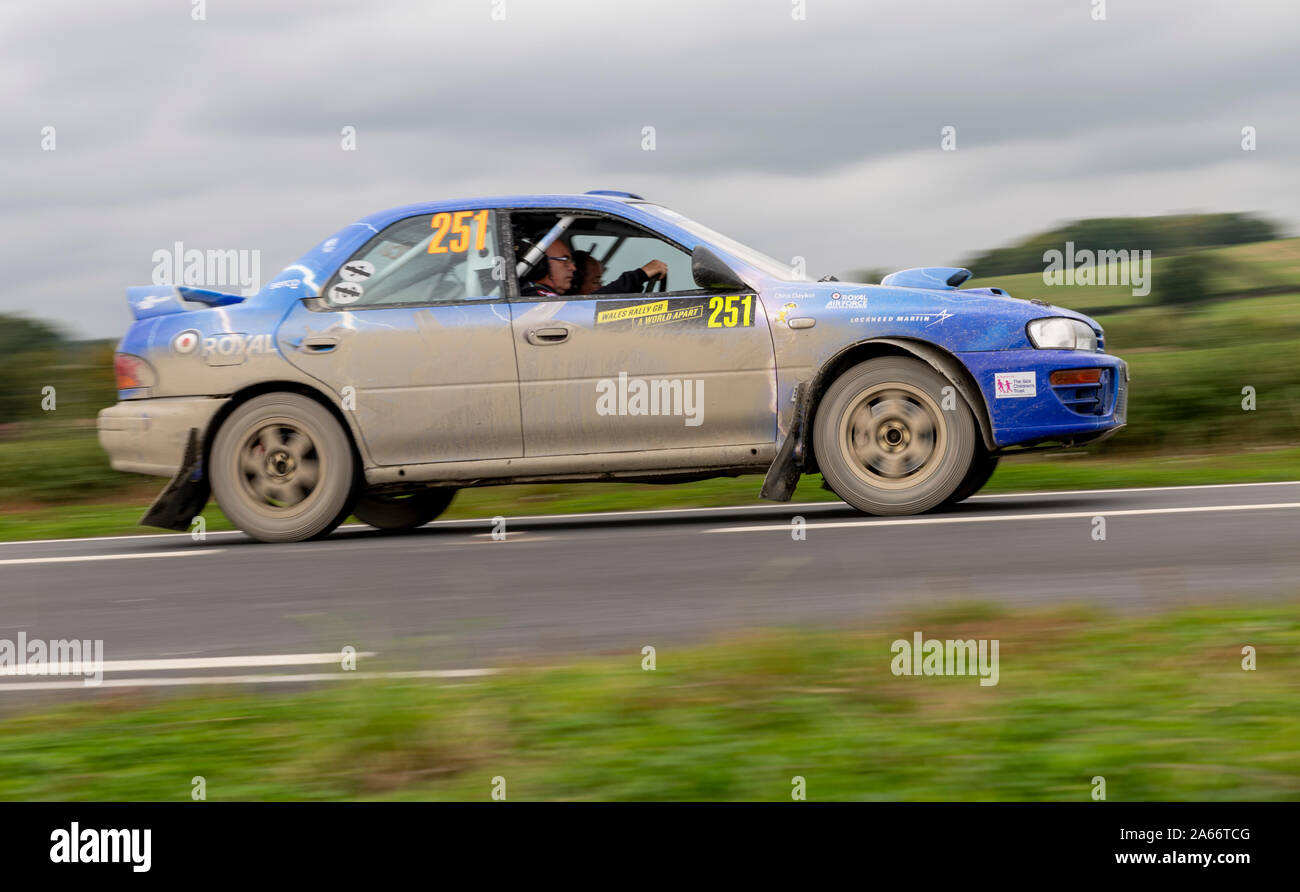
[1050,369,1103,386]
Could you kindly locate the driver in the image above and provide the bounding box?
[596,257,668,294]
[520,234,670,298]
[519,239,576,297]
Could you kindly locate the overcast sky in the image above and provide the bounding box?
[4,0,1298,338]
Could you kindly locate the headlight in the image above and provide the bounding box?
[1027,318,1098,351]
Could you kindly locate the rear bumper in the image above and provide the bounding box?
[957,349,1129,448]
[97,397,229,476]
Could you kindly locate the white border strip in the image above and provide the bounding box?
[0,549,224,566]
[707,501,1300,534]
[0,668,500,693]
[0,651,377,676]
[3,481,1298,548]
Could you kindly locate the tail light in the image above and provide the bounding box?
[114,353,156,392]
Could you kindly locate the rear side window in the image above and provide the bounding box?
[322,210,501,307]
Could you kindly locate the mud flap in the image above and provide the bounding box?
[760,383,812,502]
[139,427,211,531]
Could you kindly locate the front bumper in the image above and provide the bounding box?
[957,349,1128,448]
[97,396,229,476]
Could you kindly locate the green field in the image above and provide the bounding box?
[2,602,1295,801]
[964,237,1300,312]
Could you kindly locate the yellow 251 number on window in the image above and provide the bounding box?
[708,294,754,328]
[428,210,490,254]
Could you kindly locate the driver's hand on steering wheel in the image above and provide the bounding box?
[640,260,668,280]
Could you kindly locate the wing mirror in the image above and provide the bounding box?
[691,245,747,291]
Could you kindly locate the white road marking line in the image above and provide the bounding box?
[468,533,556,542]
[968,479,1300,500]
[0,668,500,693]
[0,651,378,677]
[3,481,1299,549]
[0,549,224,566]
[0,502,839,547]
[706,501,1300,534]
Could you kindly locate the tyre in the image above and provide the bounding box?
[209,393,358,542]
[354,488,456,531]
[946,449,999,505]
[812,357,977,515]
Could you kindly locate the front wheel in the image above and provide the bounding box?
[354,488,456,531]
[947,450,999,505]
[812,357,977,515]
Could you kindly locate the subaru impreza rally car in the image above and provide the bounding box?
[99,191,1128,542]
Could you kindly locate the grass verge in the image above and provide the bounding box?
[1,602,1296,801]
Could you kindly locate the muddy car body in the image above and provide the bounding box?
[99,191,1128,541]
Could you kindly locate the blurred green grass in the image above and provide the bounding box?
[1,602,1295,801]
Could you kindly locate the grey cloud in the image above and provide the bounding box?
[2,0,1298,337]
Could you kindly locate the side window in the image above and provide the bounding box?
[322,210,501,308]
[569,232,694,294]
[510,210,697,297]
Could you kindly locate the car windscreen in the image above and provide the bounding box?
[630,203,794,280]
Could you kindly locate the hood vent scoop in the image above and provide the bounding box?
[880,267,973,290]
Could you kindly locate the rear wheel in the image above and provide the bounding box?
[209,393,357,543]
[354,488,456,531]
[812,357,976,515]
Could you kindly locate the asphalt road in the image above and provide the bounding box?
[3,481,1299,694]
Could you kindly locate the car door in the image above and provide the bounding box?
[277,207,522,466]
[509,211,777,457]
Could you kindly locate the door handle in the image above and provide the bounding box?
[526,327,570,346]
[298,336,339,353]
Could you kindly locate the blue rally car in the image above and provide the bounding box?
[98,191,1128,542]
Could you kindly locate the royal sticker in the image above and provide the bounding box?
[201,333,274,360]
[826,290,869,309]
[994,372,1036,398]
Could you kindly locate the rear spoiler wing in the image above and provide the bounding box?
[126,285,246,321]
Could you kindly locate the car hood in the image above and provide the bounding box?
[772,278,1102,330]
